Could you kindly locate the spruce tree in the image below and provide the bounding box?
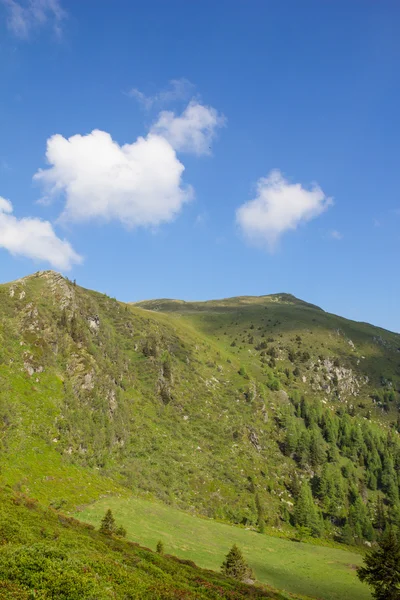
[374,496,386,533]
[221,544,254,581]
[99,509,116,536]
[156,540,164,554]
[115,525,127,537]
[357,529,400,600]
[293,482,323,537]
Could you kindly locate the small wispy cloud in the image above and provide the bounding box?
[127,78,195,110]
[1,0,66,39]
[329,230,343,240]
[151,100,226,156]
[0,159,11,172]
[195,213,208,226]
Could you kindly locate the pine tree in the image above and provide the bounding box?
[293,481,323,537]
[349,496,374,542]
[309,427,327,467]
[99,509,116,536]
[221,544,254,581]
[374,496,387,533]
[295,525,312,542]
[115,525,127,537]
[156,540,164,554]
[357,529,400,600]
[341,523,354,545]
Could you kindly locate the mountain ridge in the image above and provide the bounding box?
[0,269,399,550]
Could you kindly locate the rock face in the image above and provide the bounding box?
[310,357,363,398]
[248,429,262,452]
[37,270,77,310]
[88,315,100,331]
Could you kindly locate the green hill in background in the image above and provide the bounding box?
[1,270,399,598]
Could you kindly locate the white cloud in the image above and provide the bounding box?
[34,129,193,227]
[236,169,333,250]
[33,100,224,229]
[0,196,82,270]
[330,229,343,240]
[127,78,194,110]
[1,0,66,38]
[151,100,226,155]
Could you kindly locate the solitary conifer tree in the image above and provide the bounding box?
[357,529,400,600]
[99,509,116,536]
[156,540,164,554]
[221,544,253,581]
[115,525,127,538]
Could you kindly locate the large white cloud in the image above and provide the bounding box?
[1,0,66,38]
[236,169,333,249]
[151,100,226,155]
[0,196,82,270]
[34,129,193,227]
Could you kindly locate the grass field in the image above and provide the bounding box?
[76,496,371,600]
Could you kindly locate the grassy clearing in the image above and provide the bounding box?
[76,495,371,600]
[0,487,286,599]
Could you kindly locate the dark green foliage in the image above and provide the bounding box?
[156,540,164,554]
[374,496,387,533]
[357,529,400,599]
[162,352,173,381]
[348,496,374,542]
[99,509,116,536]
[142,333,160,358]
[221,544,254,581]
[293,482,323,537]
[100,510,127,538]
[238,365,249,378]
[294,525,312,542]
[115,525,127,537]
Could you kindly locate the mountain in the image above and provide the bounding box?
[0,270,399,544]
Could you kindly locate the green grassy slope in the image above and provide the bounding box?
[135,294,399,411]
[0,486,292,599]
[77,495,371,600]
[1,271,399,538]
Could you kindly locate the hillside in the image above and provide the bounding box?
[0,486,289,599]
[76,494,370,600]
[0,270,399,550]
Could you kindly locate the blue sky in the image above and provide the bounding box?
[0,1,399,332]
